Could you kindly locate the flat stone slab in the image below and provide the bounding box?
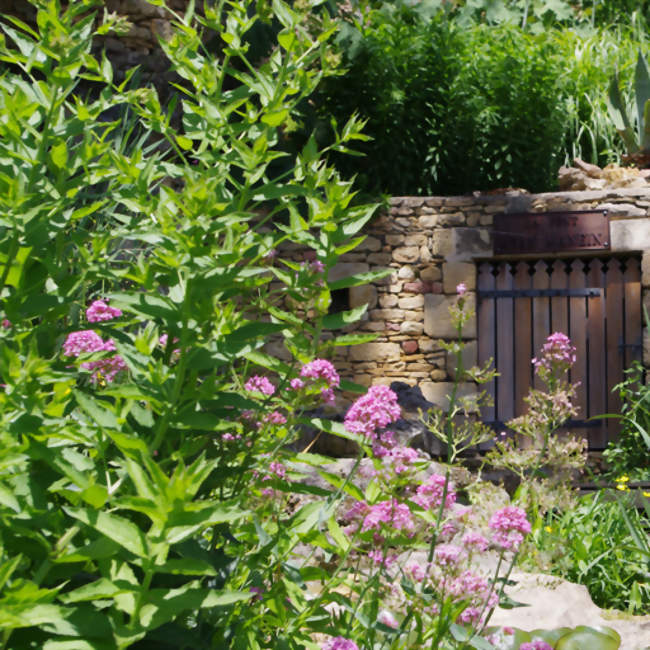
[489,572,650,650]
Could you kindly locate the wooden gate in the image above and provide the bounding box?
[477,256,642,450]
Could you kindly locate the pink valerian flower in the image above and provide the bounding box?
[300,359,340,387]
[384,446,420,474]
[405,561,427,582]
[249,586,264,601]
[489,506,531,551]
[361,499,415,534]
[263,410,287,426]
[411,474,456,510]
[310,260,325,273]
[378,610,399,628]
[289,377,304,390]
[221,432,242,442]
[368,549,397,568]
[63,330,105,357]
[63,331,126,383]
[244,375,275,396]
[520,642,553,650]
[86,299,122,323]
[344,385,401,439]
[456,282,467,296]
[462,532,489,553]
[434,543,465,566]
[439,520,459,542]
[446,570,498,611]
[265,461,286,480]
[81,355,127,383]
[322,638,359,650]
[532,332,576,374]
[457,607,481,624]
[1,318,11,328]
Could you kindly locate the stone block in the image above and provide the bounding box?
[420,245,432,263]
[424,294,476,339]
[393,246,420,263]
[599,202,647,217]
[379,294,398,308]
[349,284,378,310]
[349,342,401,362]
[400,321,424,335]
[404,234,428,247]
[442,262,477,294]
[420,381,477,410]
[398,265,416,280]
[329,262,369,283]
[402,340,419,354]
[403,281,431,293]
[438,212,465,226]
[431,230,454,258]
[398,295,425,310]
[369,309,407,321]
[420,265,442,283]
[610,218,650,251]
[449,228,492,262]
[368,252,393,265]
[386,234,404,246]
[447,341,478,379]
[418,214,439,228]
[357,236,382,251]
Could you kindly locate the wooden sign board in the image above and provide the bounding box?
[493,210,610,255]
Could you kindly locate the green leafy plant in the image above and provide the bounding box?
[531,491,650,614]
[607,49,650,164]
[602,361,650,480]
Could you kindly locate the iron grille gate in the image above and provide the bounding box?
[477,256,642,451]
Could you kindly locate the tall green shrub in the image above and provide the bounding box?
[0,1,380,647]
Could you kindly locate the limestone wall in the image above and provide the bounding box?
[286,189,650,407]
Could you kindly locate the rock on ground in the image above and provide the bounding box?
[489,572,650,650]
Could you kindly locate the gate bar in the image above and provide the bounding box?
[478,288,601,298]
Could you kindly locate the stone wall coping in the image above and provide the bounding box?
[390,188,650,206]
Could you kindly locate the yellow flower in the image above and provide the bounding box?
[616,475,629,483]
[616,484,629,491]
[643,491,650,498]
[544,526,553,533]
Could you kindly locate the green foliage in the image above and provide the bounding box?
[608,49,650,158]
[530,491,650,614]
[0,1,381,647]
[602,362,650,479]
[300,1,647,195]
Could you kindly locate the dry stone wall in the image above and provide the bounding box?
[284,189,650,409]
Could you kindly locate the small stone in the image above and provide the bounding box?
[398,295,425,310]
[420,265,442,283]
[350,342,401,361]
[368,252,393,265]
[404,233,427,246]
[393,246,420,263]
[386,234,404,246]
[357,236,382,251]
[403,281,431,294]
[386,322,401,331]
[398,265,416,280]
[400,321,424,335]
[379,294,399,308]
[402,340,419,354]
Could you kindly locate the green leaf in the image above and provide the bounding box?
[328,333,378,346]
[176,135,193,150]
[64,507,148,558]
[261,109,289,127]
[321,304,368,330]
[328,268,392,290]
[73,391,118,429]
[50,141,68,169]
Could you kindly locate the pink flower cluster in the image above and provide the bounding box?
[86,299,122,323]
[361,499,415,534]
[488,505,531,551]
[411,474,456,510]
[532,332,576,374]
[321,638,358,650]
[445,569,498,618]
[244,375,275,396]
[434,543,465,566]
[63,330,126,383]
[344,385,401,439]
[520,641,552,650]
[461,531,489,553]
[295,358,340,404]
